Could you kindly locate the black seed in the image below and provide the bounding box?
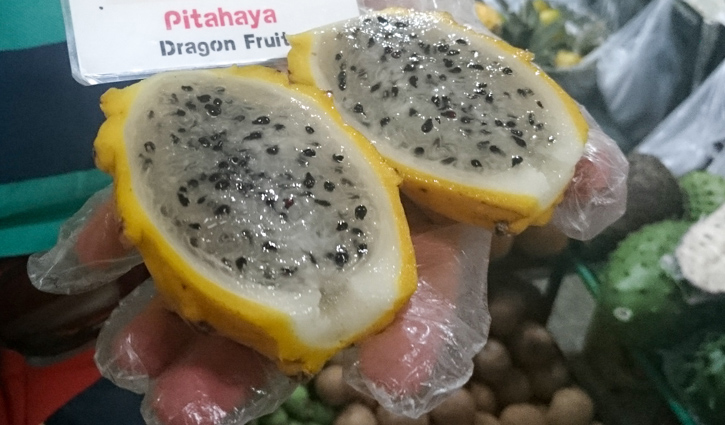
[332,154,344,162]
[355,205,367,220]
[450,67,462,74]
[177,193,190,206]
[189,223,201,230]
[303,172,315,188]
[380,117,391,127]
[338,71,347,90]
[178,128,186,133]
[302,148,316,157]
[394,21,407,28]
[490,145,504,155]
[214,205,230,215]
[169,134,180,145]
[512,136,527,148]
[144,141,156,153]
[333,249,349,267]
[175,109,186,116]
[208,173,222,182]
[320,181,334,192]
[502,67,513,75]
[536,100,544,108]
[391,50,402,59]
[414,147,425,155]
[528,113,536,125]
[335,53,342,60]
[197,94,211,102]
[512,156,523,166]
[456,38,468,45]
[170,93,178,103]
[391,86,399,96]
[443,58,454,68]
[253,116,270,125]
[181,85,193,91]
[477,141,490,150]
[439,74,447,81]
[305,126,315,134]
[370,82,381,92]
[471,159,482,167]
[437,44,449,53]
[366,36,376,48]
[311,198,330,207]
[197,137,210,147]
[714,141,725,152]
[188,179,199,188]
[409,108,418,117]
[441,110,456,119]
[353,103,364,113]
[504,121,516,128]
[441,157,456,165]
[215,180,230,190]
[447,50,460,56]
[421,118,434,133]
[548,136,556,143]
[262,241,278,252]
[337,221,349,231]
[461,116,472,124]
[204,104,221,116]
[197,196,206,204]
[213,98,222,106]
[266,145,279,155]
[468,63,484,70]
[357,243,368,256]
[403,63,416,72]
[494,119,504,127]
[409,75,418,87]
[510,129,524,137]
[377,16,387,23]
[148,110,155,119]
[235,257,247,270]
[243,131,262,141]
[185,101,196,110]
[485,93,494,103]
[189,237,199,247]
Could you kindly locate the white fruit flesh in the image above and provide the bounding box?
[302,10,585,212]
[124,70,407,347]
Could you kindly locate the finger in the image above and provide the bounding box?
[75,197,133,267]
[146,335,278,425]
[110,297,195,379]
[357,228,465,394]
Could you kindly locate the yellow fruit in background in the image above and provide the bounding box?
[554,50,583,68]
[475,2,504,33]
[539,9,561,26]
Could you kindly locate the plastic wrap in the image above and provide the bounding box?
[636,58,725,177]
[343,224,491,417]
[27,186,142,294]
[94,280,299,425]
[552,107,629,241]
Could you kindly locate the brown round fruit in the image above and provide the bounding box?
[488,293,527,339]
[509,321,558,370]
[474,412,501,425]
[335,403,378,425]
[376,405,430,425]
[473,339,513,386]
[513,222,570,259]
[528,360,571,402]
[499,403,547,425]
[469,382,498,413]
[546,387,595,425]
[430,389,476,425]
[494,368,532,407]
[314,364,355,407]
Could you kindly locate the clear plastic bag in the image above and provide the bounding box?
[636,58,725,177]
[343,224,491,417]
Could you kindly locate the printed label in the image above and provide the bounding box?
[62,0,360,85]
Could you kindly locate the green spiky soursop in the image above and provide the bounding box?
[679,171,725,221]
[600,220,692,348]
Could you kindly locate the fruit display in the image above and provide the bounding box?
[474,0,610,69]
[251,273,601,425]
[288,8,588,233]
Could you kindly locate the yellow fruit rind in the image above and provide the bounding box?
[287,8,588,232]
[94,66,417,375]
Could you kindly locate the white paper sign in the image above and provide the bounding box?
[61,0,360,85]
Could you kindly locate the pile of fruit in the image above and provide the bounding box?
[251,273,601,425]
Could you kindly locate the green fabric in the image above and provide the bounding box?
[0,0,66,51]
[0,169,111,257]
